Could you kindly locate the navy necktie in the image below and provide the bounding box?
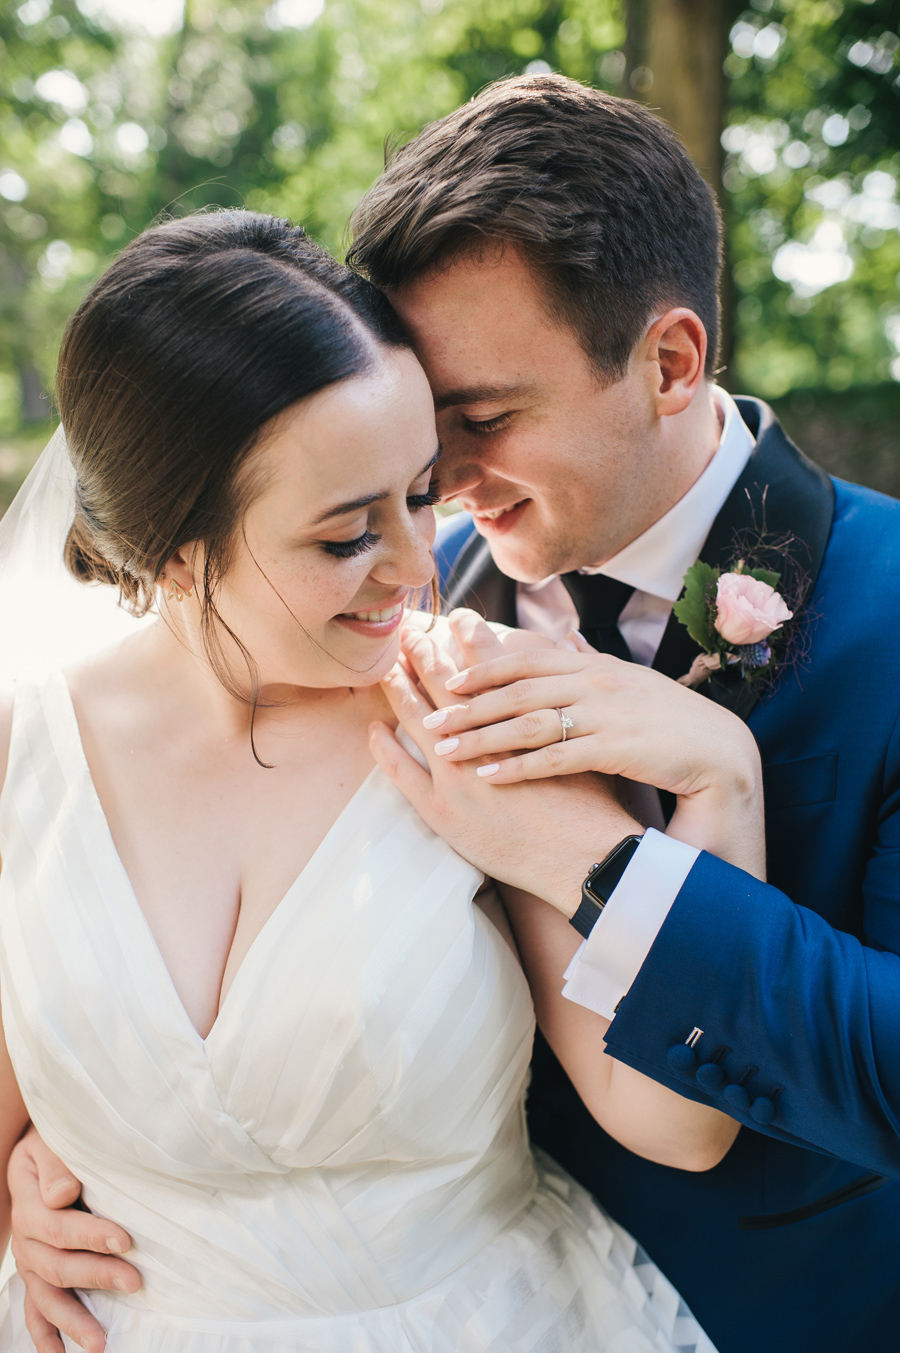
[560,571,635,663]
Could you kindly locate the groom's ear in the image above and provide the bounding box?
[644,308,708,417]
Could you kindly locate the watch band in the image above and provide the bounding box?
[569,835,644,939]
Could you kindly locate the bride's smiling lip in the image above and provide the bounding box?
[471,499,530,537]
[334,591,409,638]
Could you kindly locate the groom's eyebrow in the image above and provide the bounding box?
[433,382,538,412]
[311,447,441,526]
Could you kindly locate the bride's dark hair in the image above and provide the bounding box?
[57,208,412,705]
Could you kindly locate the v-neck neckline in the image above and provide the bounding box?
[49,671,381,1048]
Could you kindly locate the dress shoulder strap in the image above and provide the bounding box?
[0,672,84,855]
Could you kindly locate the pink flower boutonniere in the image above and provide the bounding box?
[674,559,796,690]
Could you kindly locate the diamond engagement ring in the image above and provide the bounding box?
[557,709,574,743]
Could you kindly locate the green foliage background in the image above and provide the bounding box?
[0,0,898,502]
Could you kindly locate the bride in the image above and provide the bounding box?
[0,209,757,1352]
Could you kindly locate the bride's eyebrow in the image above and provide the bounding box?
[310,446,441,527]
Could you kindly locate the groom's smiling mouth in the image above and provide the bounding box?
[471,499,530,536]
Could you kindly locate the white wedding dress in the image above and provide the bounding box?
[0,672,716,1353]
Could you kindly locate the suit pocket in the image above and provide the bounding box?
[763,752,837,810]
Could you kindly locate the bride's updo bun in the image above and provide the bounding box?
[56,209,409,622]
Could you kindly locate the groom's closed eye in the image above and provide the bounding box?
[461,413,513,436]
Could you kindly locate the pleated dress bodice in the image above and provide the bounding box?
[0,672,714,1353]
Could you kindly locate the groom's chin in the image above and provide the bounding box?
[482,533,566,586]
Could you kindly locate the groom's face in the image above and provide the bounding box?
[390,245,665,584]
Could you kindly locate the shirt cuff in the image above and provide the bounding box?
[561,828,700,1020]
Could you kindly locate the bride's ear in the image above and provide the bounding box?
[158,547,196,598]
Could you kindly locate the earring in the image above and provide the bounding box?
[165,578,193,602]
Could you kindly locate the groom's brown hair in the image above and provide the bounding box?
[348,74,723,381]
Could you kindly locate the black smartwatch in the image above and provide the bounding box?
[569,835,644,939]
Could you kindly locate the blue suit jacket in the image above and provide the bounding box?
[436,399,900,1353]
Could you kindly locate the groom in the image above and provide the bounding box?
[348,75,900,1352]
[11,75,900,1353]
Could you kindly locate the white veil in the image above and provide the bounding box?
[0,426,155,685]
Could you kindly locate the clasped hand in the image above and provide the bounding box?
[373,609,766,883]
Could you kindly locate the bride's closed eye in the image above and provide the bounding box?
[320,478,440,559]
[322,530,382,559]
[407,479,441,510]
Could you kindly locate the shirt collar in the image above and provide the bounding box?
[578,387,755,604]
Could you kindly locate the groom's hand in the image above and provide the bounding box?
[371,629,639,916]
[8,1127,139,1353]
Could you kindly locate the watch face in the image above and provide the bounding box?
[584,836,642,907]
[583,871,608,907]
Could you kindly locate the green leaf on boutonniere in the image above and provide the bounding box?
[672,560,720,650]
[747,567,781,590]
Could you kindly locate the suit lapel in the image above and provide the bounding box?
[652,398,836,723]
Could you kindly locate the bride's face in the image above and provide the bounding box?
[192,348,439,692]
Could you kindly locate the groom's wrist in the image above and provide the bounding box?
[541,810,642,918]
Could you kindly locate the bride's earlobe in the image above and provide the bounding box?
[159,575,194,603]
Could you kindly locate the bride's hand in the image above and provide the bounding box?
[404,611,766,879]
[370,647,640,919]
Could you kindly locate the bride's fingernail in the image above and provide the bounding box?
[435,737,459,755]
[107,1236,125,1253]
[422,709,448,729]
[445,672,467,691]
[561,640,578,651]
[476,763,500,777]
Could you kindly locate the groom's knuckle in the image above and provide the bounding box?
[510,679,534,707]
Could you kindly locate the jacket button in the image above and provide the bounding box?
[667,1044,698,1073]
[750,1096,776,1125]
[723,1084,751,1112]
[696,1063,726,1091]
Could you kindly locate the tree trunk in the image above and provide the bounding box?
[625,0,733,371]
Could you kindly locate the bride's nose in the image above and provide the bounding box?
[372,515,436,592]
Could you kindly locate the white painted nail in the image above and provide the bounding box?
[561,640,578,651]
[435,737,459,755]
[476,763,500,777]
[422,708,448,728]
[445,671,467,691]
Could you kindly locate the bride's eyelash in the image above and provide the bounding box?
[322,530,381,559]
[462,414,512,435]
[322,479,439,558]
[407,481,441,510]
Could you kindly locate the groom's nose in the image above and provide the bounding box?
[434,439,486,504]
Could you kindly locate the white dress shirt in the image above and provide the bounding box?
[514,388,756,1021]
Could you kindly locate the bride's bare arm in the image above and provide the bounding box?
[499,884,738,1169]
[0,993,30,1248]
[0,698,30,1249]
